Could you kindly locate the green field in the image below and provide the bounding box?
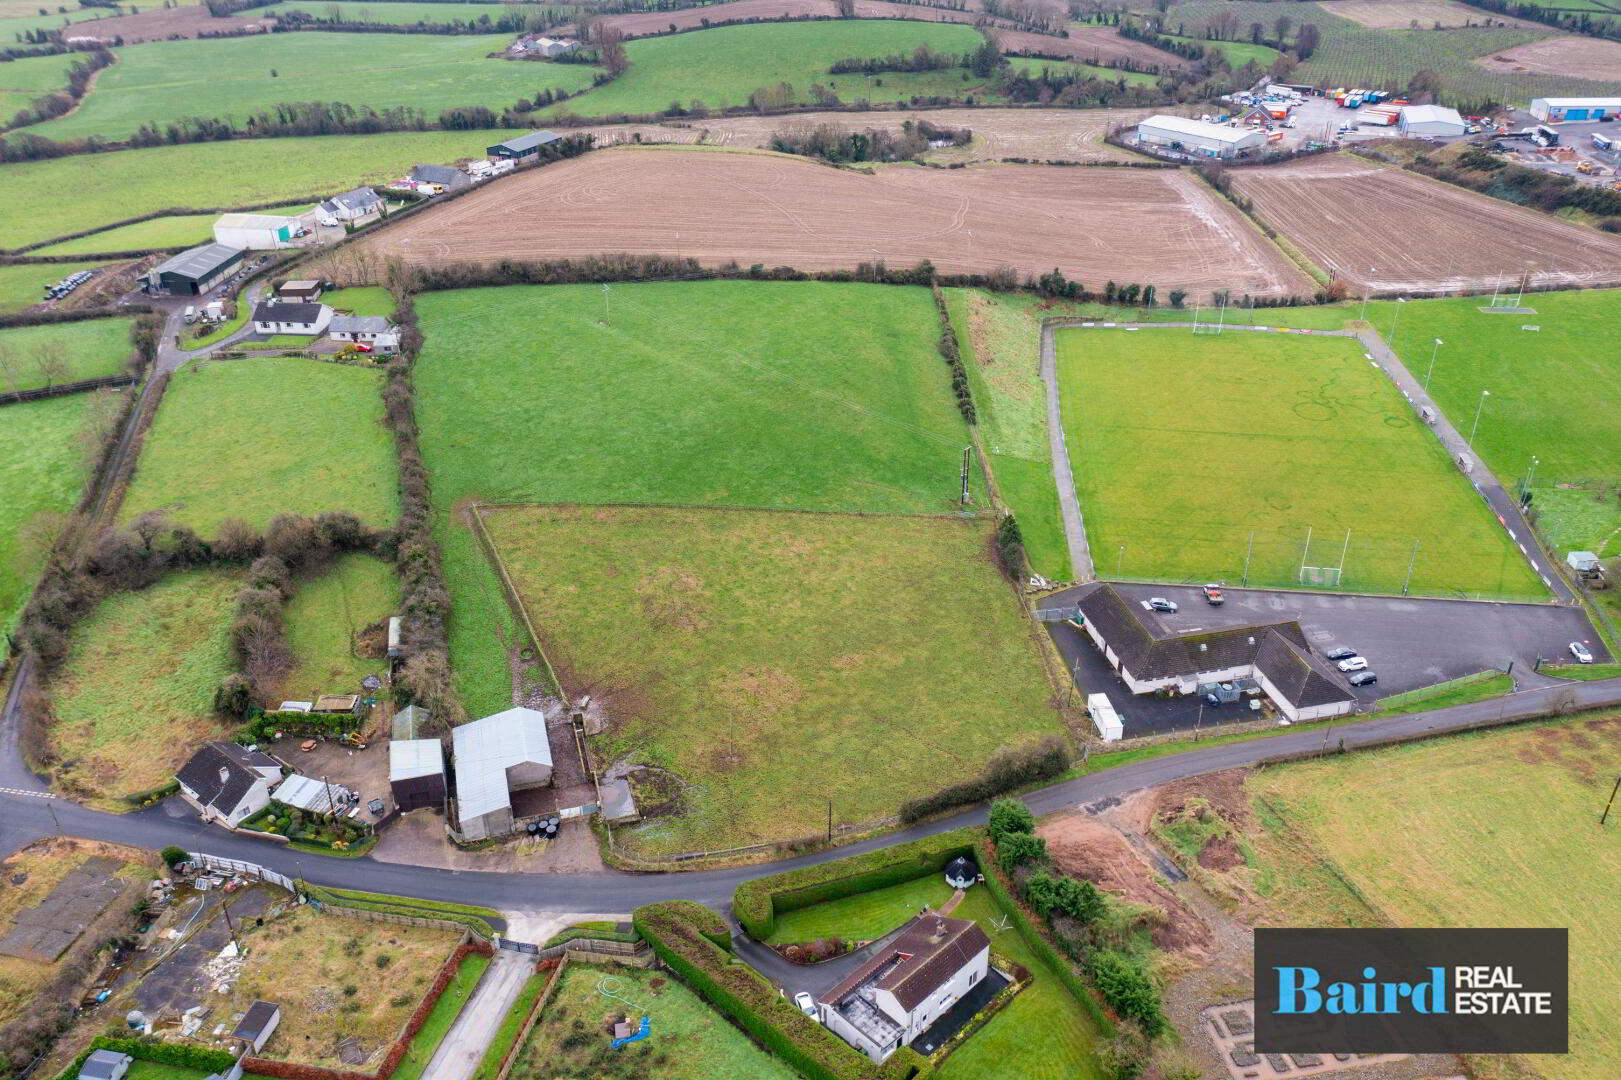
[121,357,398,534]
[32,205,314,255]
[276,553,400,705]
[487,505,1059,855]
[0,394,92,631]
[2,130,511,250]
[0,317,131,392]
[511,964,799,1080]
[25,33,595,142]
[0,49,78,120]
[1161,31,1280,67]
[1249,717,1621,1080]
[51,570,239,800]
[322,286,394,317]
[0,260,112,314]
[1007,56,1160,87]
[413,280,980,715]
[545,20,988,117]
[760,873,1107,1080]
[261,0,550,22]
[1058,327,1544,597]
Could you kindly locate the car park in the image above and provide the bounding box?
[1324,646,1358,661]
[1348,670,1377,687]
[1337,656,1369,672]
[1142,597,1178,613]
[1570,641,1594,664]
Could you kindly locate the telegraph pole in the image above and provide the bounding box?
[959,446,973,507]
[1602,775,1621,825]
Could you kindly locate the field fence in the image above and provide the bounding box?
[0,373,137,407]
[316,900,488,942]
[607,812,902,867]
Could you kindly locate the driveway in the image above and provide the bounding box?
[730,918,914,999]
[420,949,535,1080]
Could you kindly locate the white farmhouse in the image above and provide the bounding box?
[251,300,332,336]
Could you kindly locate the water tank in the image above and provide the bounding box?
[126,1009,146,1030]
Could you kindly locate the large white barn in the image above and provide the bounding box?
[1135,115,1266,158]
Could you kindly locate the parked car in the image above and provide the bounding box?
[1569,641,1594,664]
[354,343,374,353]
[1324,646,1358,661]
[1348,670,1378,687]
[1142,597,1178,613]
[1337,656,1369,672]
[1202,584,1224,605]
[794,992,817,1017]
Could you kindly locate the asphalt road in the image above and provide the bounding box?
[3,674,1619,919]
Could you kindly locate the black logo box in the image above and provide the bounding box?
[1255,928,1567,1055]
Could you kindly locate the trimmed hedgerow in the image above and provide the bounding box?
[633,901,931,1080]
[732,827,977,940]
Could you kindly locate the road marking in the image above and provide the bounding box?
[1519,544,1528,555]
[0,786,56,799]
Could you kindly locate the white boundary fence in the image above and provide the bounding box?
[185,852,296,892]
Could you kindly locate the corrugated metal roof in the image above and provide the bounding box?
[273,773,351,814]
[214,213,298,230]
[452,708,553,821]
[1532,97,1621,108]
[1400,105,1464,126]
[390,739,444,782]
[1137,114,1258,145]
[151,242,243,281]
[495,130,561,153]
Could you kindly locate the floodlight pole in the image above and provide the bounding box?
[1402,541,1420,596]
[1337,528,1351,581]
[1523,455,1539,500]
[1388,298,1404,353]
[959,446,973,507]
[1601,774,1621,825]
[1242,531,1254,587]
[1115,543,1125,580]
[1467,389,1491,448]
[1424,338,1443,389]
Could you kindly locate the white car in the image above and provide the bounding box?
[794,992,817,1017]
[1570,641,1594,664]
[1337,656,1369,673]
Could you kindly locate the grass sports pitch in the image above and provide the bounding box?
[1057,327,1544,598]
[484,505,1059,856]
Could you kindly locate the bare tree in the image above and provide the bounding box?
[1273,13,1292,43]
[596,25,628,76]
[835,0,856,16]
[13,510,67,583]
[0,343,19,393]
[73,387,122,468]
[32,339,70,388]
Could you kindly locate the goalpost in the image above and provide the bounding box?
[1298,526,1351,588]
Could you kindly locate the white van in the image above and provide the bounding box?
[183,305,197,324]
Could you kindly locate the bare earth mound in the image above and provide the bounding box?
[1317,0,1524,29]
[357,147,1307,297]
[571,106,1153,163]
[1475,34,1621,81]
[1230,154,1621,292]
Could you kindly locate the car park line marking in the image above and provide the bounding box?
[0,787,56,799]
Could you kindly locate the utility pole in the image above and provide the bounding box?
[959,446,973,507]
[222,895,242,953]
[1388,297,1404,353]
[826,799,832,843]
[1115,543,1125,579]
[1424,337,1443,389]
[1522,455,1539,502]
[1468,389,1491,448]
[1602,775,1621,825]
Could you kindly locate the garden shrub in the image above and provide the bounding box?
[1088,950,1164,1036]
[987,796,1035,842]
[898,737,1068,824]
[996,831,1046,873]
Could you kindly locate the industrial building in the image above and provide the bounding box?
[487,130,562,161]
[1399,104,1466,138]
[452,706,554,840]
[1530,97,1621,123]
[145,242,245,296]
[212,212,306,250]
[1134,115,1266,158]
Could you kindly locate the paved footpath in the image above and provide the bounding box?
[420,949,536,1080]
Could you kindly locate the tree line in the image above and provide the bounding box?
[767,117,971,163]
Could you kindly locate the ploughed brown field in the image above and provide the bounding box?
[354,147,1309,297]
[1317,0,1528,29]
[1475,35,1621,81]
[1229,155,1621,293]
[573,0,1188,68]
[61,5,272,42]
[568,106,1154,162]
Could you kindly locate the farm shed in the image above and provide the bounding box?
[229,1001,281,1053]
[77,1050,132,1080]
[487,130,562,160]
[212,212,302,250]
[277,279,323,302]
[409,163,471,192]
[1135,115,1265,158]
[1399,105,1466,137]
[452,706,554,840]
[390,739,446,812]
[273,773,355,814]
[317,187,383,224]
[250,300,331,336]
[145,242,244,296]
[175,742,284,827]
[1072,583,1354,724]
[1530,97,1621,122]
[312,692,361,714]
[519,35,578,57]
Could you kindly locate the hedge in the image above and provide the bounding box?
[541,924,640,948]
[52,1035,237,1079]
[733,827,977,940]
[633,902,931,1080]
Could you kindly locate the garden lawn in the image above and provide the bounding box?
[223,903,466,1070]
[1249,716,1621,1080]
[755,873,1107,1080]
[26,33,596,143]
[1,130,511,250]
[0,317,131,392]
[543,20,988,117]
[511,964,799,1080]
[1365,289,1621,556]
[121,357,397,533]
[323,286,395,317]
[0,394,92,632]
[393,950,491,1080]
[485,505,1059,855]
[31,205,313,256]
[125,1063,218,1080]
[1058,327,1544,598]
[49,571,239,800]
[275,553,400,704]
[0,260,110,315]
[414,280,978,716]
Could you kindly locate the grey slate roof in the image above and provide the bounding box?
[79,1050,132,1080]
[252,301,325,325]
[410,163,470,189]
[151,242,243,282]
[175,743,270,817]
[494,130,560,153]
[319,187,382,214]
[1075,583,1307,681]
[232,1000,280,1042]
[822,914,989,1013]
[452,707,552,821]
[328,315,392,335]
[1253,633,1355,710]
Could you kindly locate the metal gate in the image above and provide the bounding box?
[498,938,540,954]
